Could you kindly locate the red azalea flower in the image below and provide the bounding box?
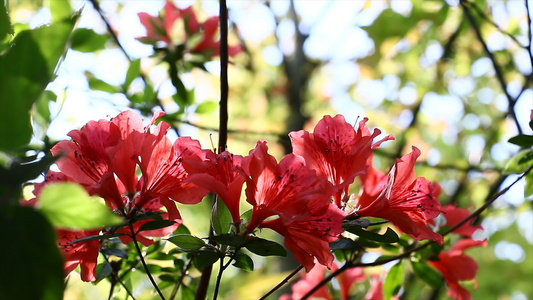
[51,111,208,245]
[137,1,242,56]
[429,239,487,300]
[242,141,334,231]
[262,204,344,271]
[57,228,101,282]
[357,146,443,244]
[184,150,246,224]
[335,264,366,300]
[290,115,393,207]
[365,274,384,300]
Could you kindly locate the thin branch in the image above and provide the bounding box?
[526,0,533,76]
[259,265,304,300]
[301,166,533,299]
[460,0,523,135]
[467,0,527,48]
[103,255,136,300]
[169,258,193,300]
[128,223,166,300]
[218,0,229,153]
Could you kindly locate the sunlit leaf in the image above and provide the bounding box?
[89,77,119,94]
[195,101,218,114]
[0,16,77,151]
[49,0,72,22]
[124,59,141,90]
[70,28,109,53]
[503,149,533,174]
[38,182,123,229]
[411,261,443,289]
[383,262,403,300]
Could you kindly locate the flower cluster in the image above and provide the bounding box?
[137,1,242,57]
[28,110,484,300]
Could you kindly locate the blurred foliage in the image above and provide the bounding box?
[1,0,532,299]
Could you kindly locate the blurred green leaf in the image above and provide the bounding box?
[244,237,287,257]
[503,149,533,174]
[88,77,119,94]
[39,182,123,229]
[124,59,141,90]
[70,28,109,53]
[384,262,403,300]
[168,234,206,250]
[233,252,254,271]
[411,260,444,289]
[49,0,71,22]
[100,248,129,259]
[195,101,218,114]
[0,204,64,300]
[1,1,13,41]
[0,15,77,151]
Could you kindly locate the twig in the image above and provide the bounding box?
[128,223,166,300]
[460,0,523,135]
[169,258,192,300]
[259,265,304,300]
[218,0,229,153]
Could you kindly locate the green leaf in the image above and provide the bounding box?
[94,262,112,283]
[168,234,206,250]
[212,198,232,235]
[195,101,218,114]
[383,262,403,300]
[137,220,176,233]
[38,182,123,229]
[100,248,129,259]
[329,238,358,250]
[503,149,533,174]
[0,16,77,151]
[70,28,109,53]
[209,234,247,247]
[124,59,141,90]
[508,135,533,147]
[244,237,287,257]
[49,0,72,22]
[71,232,126,244]
[346,226,400,244]
[1,1,13,41]
[192,250,220,270]
[411,261,443,289]
[342,218,371,229]
[0,205,64,300]
[88,77,119,94]
[233,252,254,271]
[181,284,195,300]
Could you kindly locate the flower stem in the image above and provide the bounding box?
[128,223,166,300]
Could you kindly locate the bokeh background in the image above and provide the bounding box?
[5,0,533,299]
